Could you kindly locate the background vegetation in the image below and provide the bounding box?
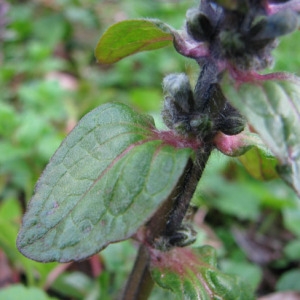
[1,0,300,299]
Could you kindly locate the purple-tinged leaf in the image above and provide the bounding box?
[150,245,254,299]
[213,131,278,180]
[213,131,253,157]
[222,73,300,196]
[17,103,193,262]
[172,30,209,59]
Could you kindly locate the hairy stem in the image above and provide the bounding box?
[121,245,154,300]
[121,57,223,300]
[166,144,212,235]
[121,144,212,300]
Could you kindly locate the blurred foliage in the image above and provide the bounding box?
[1,0,300,299]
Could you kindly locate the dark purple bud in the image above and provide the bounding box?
[186,8,214,41]
[167,224,197,248]
[216,103,246,135]
[163,73,194,114]
[162,73,195,134]
[250,9,298,41]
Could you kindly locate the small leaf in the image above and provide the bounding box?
[150,245,254,300]
[223,74,300,196]
[95,19,173,64]
[17,103,192,262]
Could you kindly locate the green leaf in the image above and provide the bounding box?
[95,19,173,64]
[0,198,58,286]
[284,239,300,260]
[51,272,95,299]
[276,269,300,291]
[17,103,192,262]
[223,74,300,196]
[204,178,261,220]
[0,285,57,300]
[238,134,278,181]
[283,202,300,237]
[150,245,254,300]
[220,260,262,292]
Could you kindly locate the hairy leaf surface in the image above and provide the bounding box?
[95,19,173,64]
[223,74,300,196]
[17,103,192,262]
[150,245,254,299]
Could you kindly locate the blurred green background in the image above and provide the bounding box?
[1,0,300,299]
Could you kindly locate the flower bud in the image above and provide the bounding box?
[190,114,213,137]
[214,132,251,157]
[152,224,196,251]
[173,121,190,136]
[162,96,177,130]
[216,103,246,135]
[168,224,197,248]
[163,73,194,114]
[219,30,245,57]
[186,8,214,41]
[162,74,195,135]
[250,9,298,41]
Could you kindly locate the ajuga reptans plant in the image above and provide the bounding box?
[17,1,300,299]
